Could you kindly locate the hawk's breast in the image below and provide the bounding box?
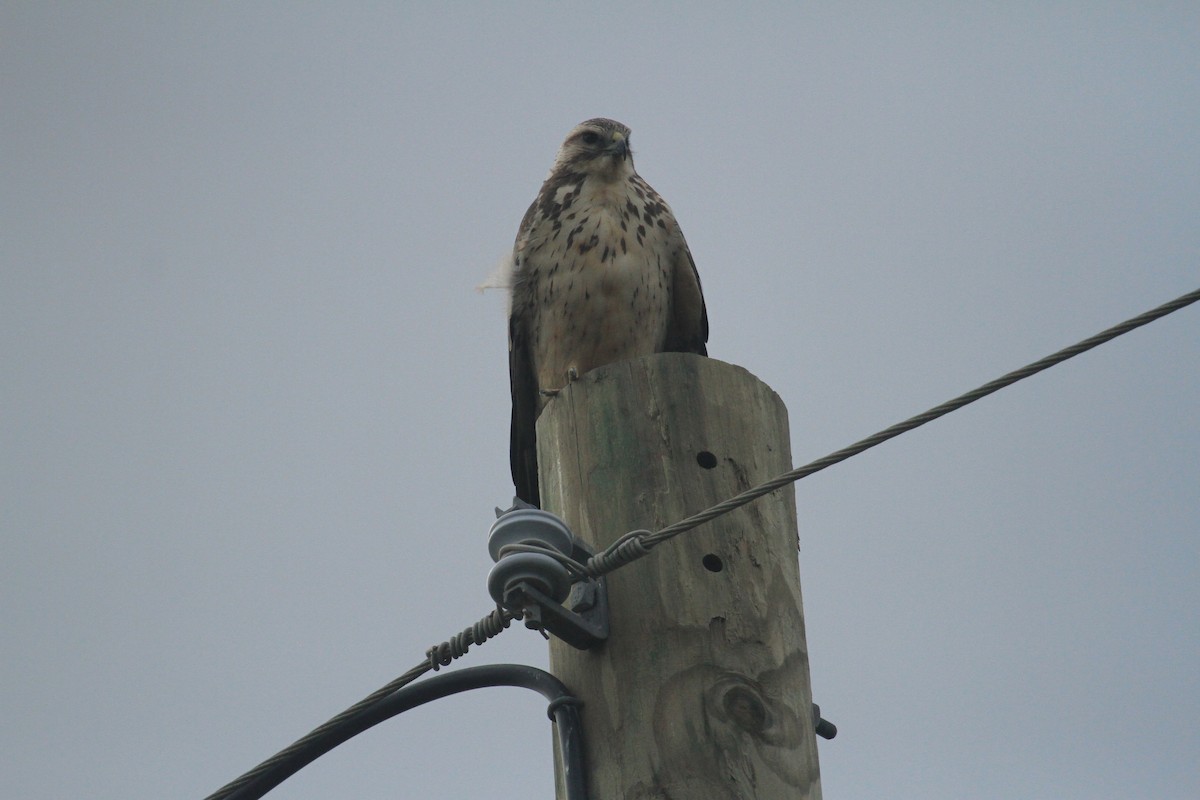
[528,180,675,395]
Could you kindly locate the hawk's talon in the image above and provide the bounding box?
[539,367,580,399]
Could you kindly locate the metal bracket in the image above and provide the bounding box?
[505,574,610,650]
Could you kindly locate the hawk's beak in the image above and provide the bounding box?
[607,133,629,158]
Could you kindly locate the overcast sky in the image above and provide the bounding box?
[3,4,1198,799]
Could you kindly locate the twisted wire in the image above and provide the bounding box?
[206,285,1197,799]
[620,286,1200,553]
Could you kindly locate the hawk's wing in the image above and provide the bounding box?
[508,203,542,507]
[664,235,709,356]
[508,306,540,507]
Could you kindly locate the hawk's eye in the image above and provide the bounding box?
[580,131,601,145]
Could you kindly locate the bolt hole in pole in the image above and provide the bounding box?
[695,452,722,574]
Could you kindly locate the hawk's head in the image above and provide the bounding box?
[549,118,634,181]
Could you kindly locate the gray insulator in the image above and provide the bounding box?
[488,552,573,605]
[487,507,574,562]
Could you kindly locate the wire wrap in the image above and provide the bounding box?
[583,530,652,577]
[427,606,516,670]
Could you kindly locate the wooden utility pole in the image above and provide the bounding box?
[537,353,822,800]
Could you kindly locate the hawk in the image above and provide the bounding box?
[507,118,708,507]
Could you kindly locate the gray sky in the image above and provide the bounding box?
[3,4,1198,798]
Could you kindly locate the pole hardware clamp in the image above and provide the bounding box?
[487,500,610,650]
[811,703,838,740]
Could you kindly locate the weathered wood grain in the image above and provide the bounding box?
[539,353,822,800]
